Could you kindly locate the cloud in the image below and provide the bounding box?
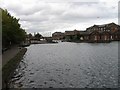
[0,0,119,36]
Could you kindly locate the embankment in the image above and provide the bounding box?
[2,48,27,89]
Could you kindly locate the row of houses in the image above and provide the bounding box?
[52,22,120,42]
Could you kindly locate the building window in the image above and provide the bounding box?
[104,35,108,40]
[80,37,84,40]
[111,35,113,40]
[95,36,97,40]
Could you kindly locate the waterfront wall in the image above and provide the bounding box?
[2,48,27,89]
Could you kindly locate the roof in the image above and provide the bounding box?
[65,31,75,35]
[86,22,118,30]
[79,31,90,35]
[52,32,64,35]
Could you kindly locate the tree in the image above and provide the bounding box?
[73,34,80,41]
[2,8,26,48]
[34,33,42,40]
[28,33,33,38]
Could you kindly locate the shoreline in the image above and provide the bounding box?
[20,42,58,47]
[2,48,27,89]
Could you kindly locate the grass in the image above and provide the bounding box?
[2,48,27,89]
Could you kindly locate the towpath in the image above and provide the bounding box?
[2,46,22,66]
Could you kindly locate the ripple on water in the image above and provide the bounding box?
[9,42,118,88]
[30,72,34,75]
[29,80,35,84]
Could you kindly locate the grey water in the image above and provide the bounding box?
[9,42,119,88]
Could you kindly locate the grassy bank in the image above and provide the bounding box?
[2,48,27,89]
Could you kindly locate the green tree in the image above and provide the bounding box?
[2,8,26,48]
[34,33,42,40]
[28,33,33,38]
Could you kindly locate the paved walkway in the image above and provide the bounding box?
[2,46,22,67]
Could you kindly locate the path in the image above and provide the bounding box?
[2,46,22,66]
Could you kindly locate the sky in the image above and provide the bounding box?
[0,0,119,36]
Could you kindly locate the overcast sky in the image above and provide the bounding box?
[0,0,119,36]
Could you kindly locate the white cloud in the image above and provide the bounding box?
[0,0,119,36]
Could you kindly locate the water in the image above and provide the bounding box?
[9,42,119,88]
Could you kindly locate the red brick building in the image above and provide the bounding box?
[64,30,80,41]
[52,22,120,42]
[86,22,120,42]
[52,32,64,40]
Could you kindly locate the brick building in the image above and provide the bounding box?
[86,22,120,42]
[64,30,80,41]
[52,32,64,40]
[52,22,120,42]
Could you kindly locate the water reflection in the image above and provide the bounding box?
[9,42,118,88]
